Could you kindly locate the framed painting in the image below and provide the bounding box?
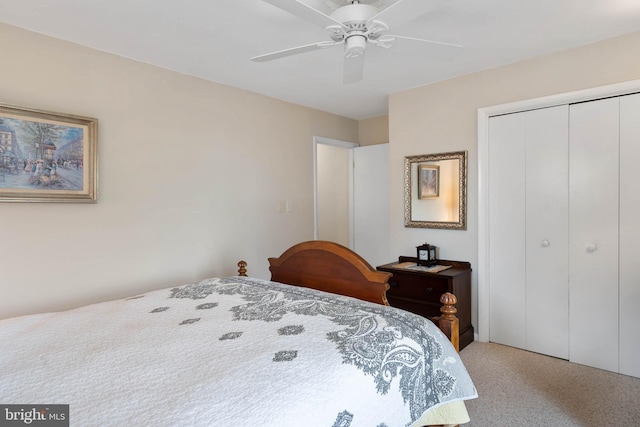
[418,164,439,199]
[0,103,97,202]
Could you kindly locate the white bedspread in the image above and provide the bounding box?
[0,276,477,426]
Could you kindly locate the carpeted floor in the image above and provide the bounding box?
[458,341,640,426]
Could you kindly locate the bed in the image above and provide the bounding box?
[0,240,477,426]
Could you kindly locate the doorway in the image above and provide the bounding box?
[313,136,390,267]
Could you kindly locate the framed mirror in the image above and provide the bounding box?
[404,151,467,230]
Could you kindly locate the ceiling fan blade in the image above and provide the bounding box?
[384,34,462,49]
[368,0,445,29]
[343,53,365,84]
[252,41,339,62]
[263,0,344,28]
[378,34,463,60]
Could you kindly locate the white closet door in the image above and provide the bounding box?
[619,93,640,378]
[489,107,569,356]
[524,106,569,359]
[488,112,527,349]
[569,98,619,373]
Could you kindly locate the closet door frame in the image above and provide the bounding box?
[477,78,640,342]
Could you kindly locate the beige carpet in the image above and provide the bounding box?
[458,341,640,426]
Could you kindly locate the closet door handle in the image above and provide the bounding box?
[586,243,597,253]
[541,239,550,247]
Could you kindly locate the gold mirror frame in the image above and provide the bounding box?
[404,150,467,230]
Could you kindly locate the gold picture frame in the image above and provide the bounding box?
[404,151,467,230]
[0,103,97,203]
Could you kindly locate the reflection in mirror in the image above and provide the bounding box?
[404,151,467,230]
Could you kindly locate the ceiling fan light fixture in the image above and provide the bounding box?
[345,34,367,57]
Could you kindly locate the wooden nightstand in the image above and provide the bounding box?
[377,257,474,350]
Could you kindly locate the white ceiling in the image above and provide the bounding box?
[1,0,640,120]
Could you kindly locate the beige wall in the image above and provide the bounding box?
[389,30,640,334]
[0,23,359,319]
[358,115,389,146]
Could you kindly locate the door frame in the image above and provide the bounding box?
[477,78,640,342]
[313,136,359,247]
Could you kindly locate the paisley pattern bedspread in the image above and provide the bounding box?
[0,276,477,427]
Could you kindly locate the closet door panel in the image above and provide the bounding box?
[569,98,619,373]
[619,94,640,378]
[488,113,526,349]
[525,105,569,359]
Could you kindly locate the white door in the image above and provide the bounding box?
[488,111,527,349]
[524,106,569,359]
[619,93,640,378]
[481,88,640,377]
[488,106,569,359]
[569,97,619,373]
[353,144,390,268]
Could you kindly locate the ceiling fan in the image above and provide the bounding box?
[252,0,462,84]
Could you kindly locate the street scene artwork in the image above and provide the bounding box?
[418,164,439,199]
[0,105,97,202]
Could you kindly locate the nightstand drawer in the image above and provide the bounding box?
[388,275,448,303]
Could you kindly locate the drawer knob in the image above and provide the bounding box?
[425,287,434,293]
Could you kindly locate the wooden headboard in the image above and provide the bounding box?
[237,240,460,350]
[268,240,392,305]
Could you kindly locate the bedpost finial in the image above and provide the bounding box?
[440,292,458,319]
[237,260,247,276]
